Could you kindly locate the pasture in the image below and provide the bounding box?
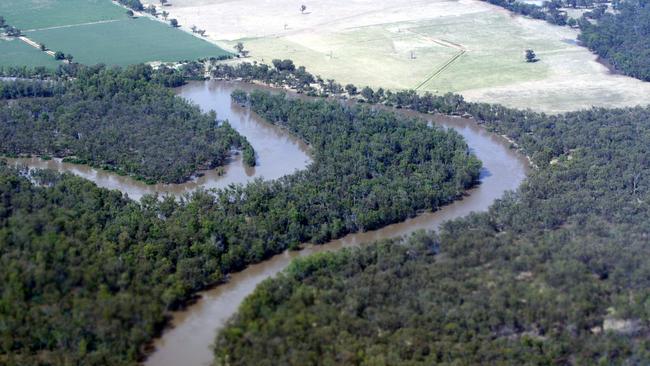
[144,0,650,112]
[1,0,230,67]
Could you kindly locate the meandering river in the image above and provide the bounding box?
[6,80,529,366]
[6,82,311,200]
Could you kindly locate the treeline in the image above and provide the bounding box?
[0,79,62,99]
[0,64,253,184]
[215,98,650,364]
[579,0,650,81]
[116,0,144,11]
[0,90,479,364]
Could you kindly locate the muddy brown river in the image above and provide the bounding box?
[6,82,311,201]
[5,80,529,366]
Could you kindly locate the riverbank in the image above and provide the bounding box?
[142,83,529,366]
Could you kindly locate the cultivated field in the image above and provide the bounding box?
[0,0,125,30]
[144,0,650,112]
[0,38,61,68]
[0,0,230,67]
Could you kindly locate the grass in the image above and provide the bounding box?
[0,0,126,30]
[0,0,230,67]
[26,17,230,66]
[242,11,550,94]
[238,5,650,112]
[0,38,62,68]
[408,12,552,92]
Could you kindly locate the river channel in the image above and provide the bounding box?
[5,80,529,366]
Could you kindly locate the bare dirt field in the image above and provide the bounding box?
[144,0,650,113]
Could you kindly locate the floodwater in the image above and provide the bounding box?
[142,85,530,366]
[5,80,528,366]
[5,81,311,201]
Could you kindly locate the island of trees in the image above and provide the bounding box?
[0,65,254,184]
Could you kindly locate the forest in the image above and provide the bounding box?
[579,0,650,81]
[0,89,479,365]
[215,96,650,364]
[0,65,254,184]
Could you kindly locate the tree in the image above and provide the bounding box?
[126,10,134,17]
[65,54,74,63]
[345,84,358,95]
[170,18,179,27]
[162,10,169,20]
[0,16,5,28]
[525,49,538,63]
[54,51,65,60]
[160,0,168,5]
[39,44,46,51]
[147,4,157,16]
[235,42,245,54]
[5,26,21,37]
[301,4,307,13]
[191,25,198,33]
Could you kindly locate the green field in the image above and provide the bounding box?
[0,0,126,30]
[0,0,230,67]
[26,17,230,66]
[0,38,62,68]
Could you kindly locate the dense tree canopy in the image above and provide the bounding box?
[0,87,479,365]
[0,65,253,184]
[579,0,650,81]
[215,100,650,364]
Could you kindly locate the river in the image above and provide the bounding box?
[6,81,311,201]
[4,80,529,366]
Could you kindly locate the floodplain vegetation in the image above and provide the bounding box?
[215,90,650,365]
[0,73,479,365]
[0,65,253,184]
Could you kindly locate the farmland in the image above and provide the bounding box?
[146,0,650,112]
[0,38,61,68]
[0,0,230,67]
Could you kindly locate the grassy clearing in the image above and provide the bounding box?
[26,17,230,66]
[0,0,126,30]
[237,3,650,112]
[0,38,61,68]
[243,11,550,93]
[242,26,461,91]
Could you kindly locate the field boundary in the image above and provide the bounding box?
[413,49,466,90]
[24,19,123,33]
[18,36,57,58]
[406,29,467,90]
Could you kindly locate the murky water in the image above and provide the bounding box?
[5,81,311,201]
[142,88,530,366]
[4,80,528,366]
